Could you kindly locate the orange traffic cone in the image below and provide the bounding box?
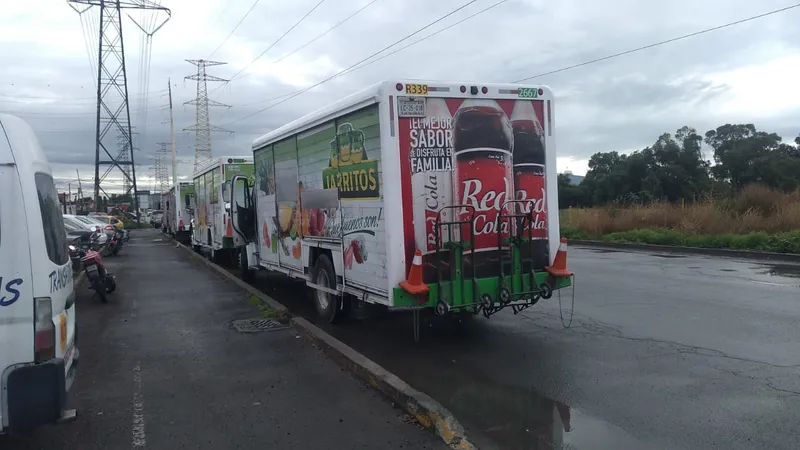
[226,217,233,237]
[545,237,573,277]
[399,249,429,295]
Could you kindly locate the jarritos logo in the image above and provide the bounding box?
[322,123,379,200]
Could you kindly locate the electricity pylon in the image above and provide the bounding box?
[184,60,232,173]
[68,0,170,217]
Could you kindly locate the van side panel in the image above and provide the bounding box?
[0,167,35,363]
[0,157,35,430]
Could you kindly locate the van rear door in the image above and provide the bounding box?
[31,172,75,379]
[0,139,35,428]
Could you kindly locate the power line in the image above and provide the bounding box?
[233,0,381,81]
[208,0,262,58]
[226,0,327,82]
[0,89,169,102]
[223,0,480,126]
[512,2,800,83]
[232,0,506,109]
[346,0,508,76]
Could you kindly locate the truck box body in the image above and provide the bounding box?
[165,182,194,243]
[243,80,570,313]
[192,157,254,253]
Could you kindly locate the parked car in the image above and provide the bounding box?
[0,113,77,433]
[150,210,163,228]
[63,215,108,247]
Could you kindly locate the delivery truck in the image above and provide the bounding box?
[229,80,574,333]
[192,156,254,264]
[165,181,194,244]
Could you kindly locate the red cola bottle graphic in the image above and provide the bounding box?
[409,97,454,282]
[510,100,549,270]
[453,99,514,278]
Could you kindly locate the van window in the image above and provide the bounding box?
[35,173,69,265]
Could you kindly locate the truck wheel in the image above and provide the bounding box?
[312,254,345,323]
[240,248,255,282]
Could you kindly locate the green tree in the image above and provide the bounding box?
[582,126,711,205]
[705,124,800,192]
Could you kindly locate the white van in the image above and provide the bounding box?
[0,114,77,432]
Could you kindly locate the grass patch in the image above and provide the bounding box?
[247,293,282,320]
[561,184,800,254]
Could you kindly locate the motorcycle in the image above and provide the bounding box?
[70,241,116,303]
[68,230,101,267]
[106,228,126,256]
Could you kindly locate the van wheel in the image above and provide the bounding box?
[312,254,345,323]
[240,248,254,282]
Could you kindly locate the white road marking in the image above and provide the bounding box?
[132,363,146,448]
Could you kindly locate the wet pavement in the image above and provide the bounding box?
[0,229,444,450]
[237,245,800,450]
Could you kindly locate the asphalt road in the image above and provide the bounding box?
[1,229,444,450]
[238,245,800,450]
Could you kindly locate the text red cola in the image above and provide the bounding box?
[511,100,549,270]
[453,99,514,278]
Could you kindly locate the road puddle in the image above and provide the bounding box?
[760,264,800,279]
[317,312,653,450]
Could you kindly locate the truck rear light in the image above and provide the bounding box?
[460,85,466,93]
[481,86,488,94]
[34,297,55,363]
[179,219,184,231]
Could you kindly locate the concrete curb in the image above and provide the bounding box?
[292,318,477,450]
[570,239,800,263]
[169,238,477,449]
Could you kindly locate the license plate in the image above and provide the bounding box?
[397,96,426,118]
[86,265,98,273]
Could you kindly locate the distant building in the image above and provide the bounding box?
[563,170,584,185]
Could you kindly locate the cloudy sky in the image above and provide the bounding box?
[1,0,799,196]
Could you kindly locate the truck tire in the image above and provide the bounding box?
[240,248,254,282]
[312,253,345,323]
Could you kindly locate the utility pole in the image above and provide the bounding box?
[184,60,232,173]
[168,78,177,185]
[67,0,171,220]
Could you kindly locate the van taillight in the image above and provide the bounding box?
[34,297,55,362]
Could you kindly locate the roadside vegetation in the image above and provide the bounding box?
[559,123,800,254]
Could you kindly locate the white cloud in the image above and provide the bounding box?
[0,0,798,191]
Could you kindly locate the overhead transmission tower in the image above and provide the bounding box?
[115,126,138,194]
[67,0,171,217]
[184,60,232,172]
[153,142,170,193]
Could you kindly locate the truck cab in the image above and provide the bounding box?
[0,114,77,432]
